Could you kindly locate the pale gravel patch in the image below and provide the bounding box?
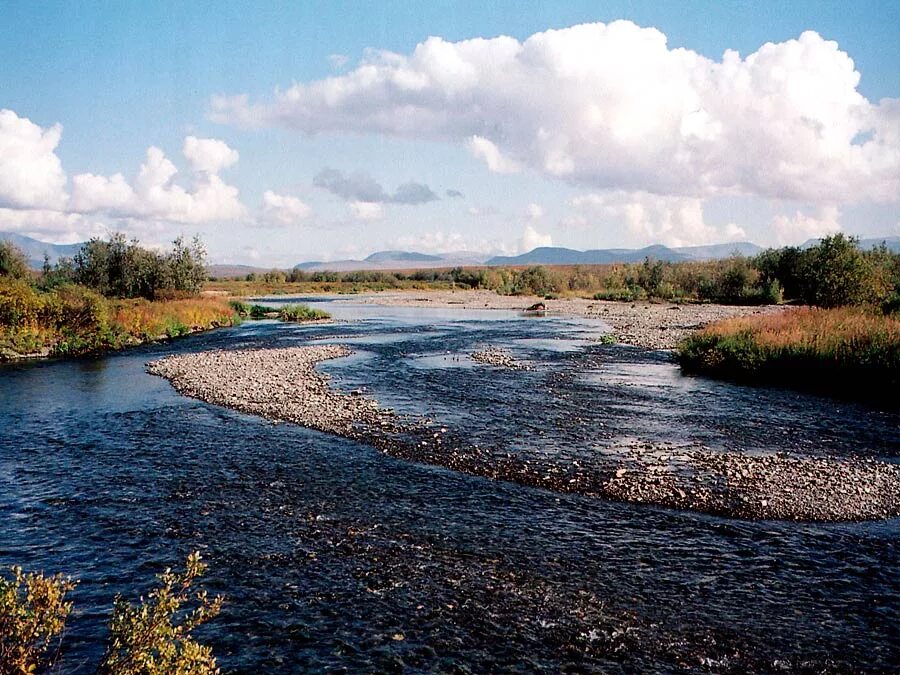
[333,290,788,350]
[148,344,900,523]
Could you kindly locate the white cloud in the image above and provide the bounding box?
[771,206,841,245]
[526,203,544,220]
[70,142,245,223]
[262,190,311,225]
[183,136,239,174]
[212,22,900,204]
[0,109,68,210]
[467,136,521,174]
[571,191,745,247]
[349,201,383,220]
[0,207,107,243]
[518,224,552,253]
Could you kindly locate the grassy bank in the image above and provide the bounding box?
[0,278,239,360]
[677,307,900,402]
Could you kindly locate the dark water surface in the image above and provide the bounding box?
[2,300,899,673]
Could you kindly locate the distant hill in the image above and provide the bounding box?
[0,232,84,268]
[364,250,442,264]
[674,242,764,260]
[295,250,491,272]
[801,236,900,253]
[485,242,763,266]
[294,243,771,271]
[207,264,272,279]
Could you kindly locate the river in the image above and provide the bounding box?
[1,299,898,672]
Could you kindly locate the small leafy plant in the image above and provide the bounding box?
[278,304,330,322]
[99,552,223,675]
[0,567,75,674]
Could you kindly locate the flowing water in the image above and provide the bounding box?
[2,299,899,672]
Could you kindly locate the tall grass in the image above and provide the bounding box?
[678,307,900,402]
[277,303,330,322]
[0,278,238,358]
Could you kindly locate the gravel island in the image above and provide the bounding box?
[149,345,900,523]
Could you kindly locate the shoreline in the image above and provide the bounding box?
[286,290,789,350]
[148,345,900,523]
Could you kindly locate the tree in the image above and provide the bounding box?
[0,242,30,279]
[797,234,883,308]
[166,236,207,294]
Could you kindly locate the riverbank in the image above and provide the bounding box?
[678,307,900,404]
[0,284,240,362]
[328,290,787,350]
[148,345,900,522]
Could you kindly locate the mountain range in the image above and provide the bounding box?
[4,231,899,274]
[0,232,84,268]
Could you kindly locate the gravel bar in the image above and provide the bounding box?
[148,346,900,522]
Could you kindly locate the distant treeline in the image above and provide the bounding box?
[224,235,900,311]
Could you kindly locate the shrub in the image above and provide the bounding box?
[0,242,30,280]
[278,304,330,322]
[0,567,75,674]
[99,552,223,675]
[228,300,251,315]
[796,234,885,308]
[71,234,208,300]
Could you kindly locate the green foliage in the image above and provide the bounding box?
[0,242,30,280]
[1,553,222,675]
[796,234,884,308]
[753,235,896,308]
[277,304,330,321]
[70,234,207,300]
[0,567,75,674]
[227,300,251,315]
[99,552,223,675]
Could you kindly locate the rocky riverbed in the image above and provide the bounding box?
[470,347,532,370]
[341,290,787,350]
[148,345,900,523]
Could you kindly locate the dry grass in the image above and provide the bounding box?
[111,297,236,338]
[701,307,900,356]
[678,307,900,403]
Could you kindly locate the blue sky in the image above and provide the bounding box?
[1,1,898,264]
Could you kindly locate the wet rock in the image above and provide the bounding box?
[470,347,532,371]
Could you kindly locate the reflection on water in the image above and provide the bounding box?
[1,300,898,672]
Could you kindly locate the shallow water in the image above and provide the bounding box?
[2,300,899,672]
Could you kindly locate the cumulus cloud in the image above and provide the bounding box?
[183,136,239,174]
[212,22,900,204]
[0,207,107,243]
[349,201,384,220]
[261,190,311,225]
[771,205,841,245]
[467,136,521,174]
[446,189,464,198]
[571,191,745,247]
[313,168,438,204]
[0,109,68,210]
[70,143,245,224]
[519,224,552,253]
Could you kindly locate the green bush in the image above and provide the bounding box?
[100,552,223,675]
[278,304,330,322]
[0,566,75,674]
[71,234,207,300]
[0,242,30,280]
